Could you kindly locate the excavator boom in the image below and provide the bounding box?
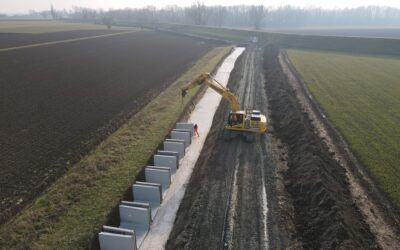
[181,73,241,112]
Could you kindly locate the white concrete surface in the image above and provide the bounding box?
[139,47,245,250]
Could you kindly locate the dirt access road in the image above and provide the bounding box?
[167,47,298,249]
[167,46,398,249]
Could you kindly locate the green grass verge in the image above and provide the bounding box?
[287,49,400,206]
[0,45,232,250]
[0,20,132,33]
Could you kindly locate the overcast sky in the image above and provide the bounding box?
[4,0,400,14]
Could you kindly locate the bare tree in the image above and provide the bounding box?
[47,4,400,29]
[213,6,227,27]
[186,1,207,25]
[50,5,57,20]
[102,15,113,29]
[136,6,157,29]
[249,5,266,30]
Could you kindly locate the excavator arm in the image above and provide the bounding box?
[181,73,241,112]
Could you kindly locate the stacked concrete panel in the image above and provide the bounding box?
[119,202,151,246]
[99,122,194,250]
[153,154,177,173]
[99,226,137,250]
[133,182,162,206]
[171,130,191,147]
[163,141,185,160]
[176,123,194,136]
[157,150,180,158]
[166,138,186,148]
[145,167,171,192]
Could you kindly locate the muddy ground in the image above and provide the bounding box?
[0,31,218,225]
[0,29,120,49]
[263,46,381,249]
[167,45,400,249]
[167,47,299,249]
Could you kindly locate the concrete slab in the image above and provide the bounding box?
[163,141,185,160]
[145,166,171,171]
[133,182,162,221]
[156,151,179,167]
[121,201,151,210]
[139,47,245,250]
[165,138,186,148]
[145,167,171,192]
[153,154,177,173]
[175,123,194,136]
[119,204,151,247]
[99,233,135,250]
[121,200,158,220]
[133,182,162,205]
[99,226,137,250]
[171,131,191,147]
[172,128,192,135]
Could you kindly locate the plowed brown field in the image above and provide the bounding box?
[0,29,121,49]
[0,30,217,224]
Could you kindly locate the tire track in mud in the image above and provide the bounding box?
[214,47,267,249]
[167,47,296,249]
[222,47,268,250]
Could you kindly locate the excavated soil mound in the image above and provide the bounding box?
[263,45,379,249]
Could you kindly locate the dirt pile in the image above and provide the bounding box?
[263,45,379,249]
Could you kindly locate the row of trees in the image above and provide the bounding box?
[5,3,400,29]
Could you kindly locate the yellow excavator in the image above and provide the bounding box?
[181,73,267,141]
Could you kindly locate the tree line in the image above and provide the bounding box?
[4,3,400,30]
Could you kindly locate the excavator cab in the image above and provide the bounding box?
[228,112,243,127]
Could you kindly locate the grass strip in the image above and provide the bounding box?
[0,46,232,250]
[287,49,400,206]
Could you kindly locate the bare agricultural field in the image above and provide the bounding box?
[0,30,219,225]
[287,49,400,207]
[0,29,126,49]
[0,20,137,50]
[0,20,125,33]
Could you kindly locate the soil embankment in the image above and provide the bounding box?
[263,45,379,249]
[279,50,400,248]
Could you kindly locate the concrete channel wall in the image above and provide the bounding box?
[98,123,193,250]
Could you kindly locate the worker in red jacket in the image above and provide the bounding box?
[194,124,200,137]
